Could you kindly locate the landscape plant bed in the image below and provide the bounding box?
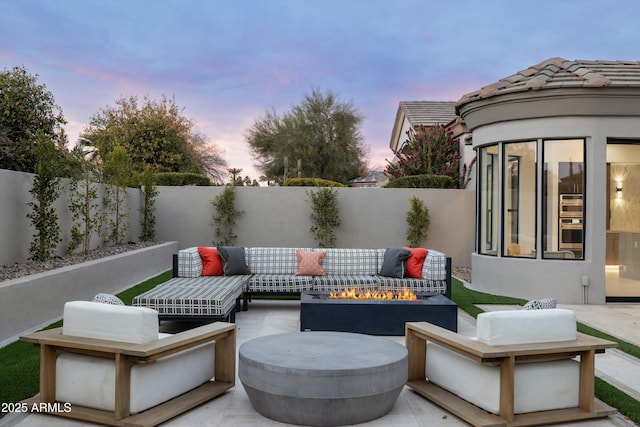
[0,241,177,347]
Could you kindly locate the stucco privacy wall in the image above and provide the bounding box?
[0,169,143,266]
[154,186,475,267]
[471,116,640,304]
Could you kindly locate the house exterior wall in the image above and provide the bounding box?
[470,116,640,304]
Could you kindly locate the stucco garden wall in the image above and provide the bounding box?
[155,186,475,267]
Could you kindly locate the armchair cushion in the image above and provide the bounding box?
[476,308,576,346]
[62,301,158,344]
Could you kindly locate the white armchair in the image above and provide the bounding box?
[21,301,236,427]
[406,309,617,427]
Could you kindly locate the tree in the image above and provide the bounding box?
[406,196,430,247]
[246,89,368,185]
[385,124,476,189]
[67,143,102,255]
[211,186,243,246]
[0,66,67,172]
[82,95,227,183]
[102,144,131,244]
[27,133,62,261]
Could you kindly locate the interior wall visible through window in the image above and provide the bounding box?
[502,141,537,258]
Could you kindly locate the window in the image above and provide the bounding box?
[479,145,498,255]
[543,139,585,260]
[502,141,536,257]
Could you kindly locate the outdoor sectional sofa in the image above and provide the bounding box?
[133,246,452,322]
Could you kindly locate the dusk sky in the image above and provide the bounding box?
[2,0,639,181]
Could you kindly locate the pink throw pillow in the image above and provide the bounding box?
[295,250,326,276]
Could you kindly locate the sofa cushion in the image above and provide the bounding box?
[246,247,316,274]
[218,246,251,275]
[375,276,446,294]
[56,339,215,413]
[379,248,411,278]
[421,249,447,281]
[198,247,223,276]
[403,247,428,279]
[313,275,378,291]
[132,276,244,317]
[295,250,326,276]
[322,248,379,275]
[177,247,203,277]
[476,309,576,346]
[426,342,579,414]
[247,274,314,292]
[63,301,158,344]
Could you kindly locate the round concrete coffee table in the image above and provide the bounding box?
[238,331,408,426]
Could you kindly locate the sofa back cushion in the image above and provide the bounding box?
[247,247,300,274]
[476,309,576,346]
[323,248,379,275]
[63,301,159,344]
[177,247,203,277]
[421,249,447,281]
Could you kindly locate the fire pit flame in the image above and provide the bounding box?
[328,287,417,300]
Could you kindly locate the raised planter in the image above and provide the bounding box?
[0,241,178,347]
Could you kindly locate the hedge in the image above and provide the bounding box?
[284,177,346,187]
[385,174,455,189]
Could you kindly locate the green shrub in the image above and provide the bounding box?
[211,186,243,246]
[406,196,430,247]
[156,172,211,186]
[285,177,346,187]
[385,174,455,189]
[307,187,341,247]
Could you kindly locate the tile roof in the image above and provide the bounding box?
[457,57,640,107]
[399,101,457,126]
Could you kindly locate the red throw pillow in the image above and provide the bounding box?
[198,247,223,276]
[295,250,326,276]
[403,247,428,279]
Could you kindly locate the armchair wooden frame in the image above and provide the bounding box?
[21,321,236,427]
[405,321,618,427]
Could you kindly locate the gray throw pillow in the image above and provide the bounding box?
[379,248,411,278]
[217,246,250,275]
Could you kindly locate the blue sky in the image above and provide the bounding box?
[2,0,639,180]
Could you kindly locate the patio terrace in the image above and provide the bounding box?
[6,298,639,427]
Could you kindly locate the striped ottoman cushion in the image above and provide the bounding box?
[133,276,243,317]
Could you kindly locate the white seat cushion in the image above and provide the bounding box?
[56,335,215,413]
[426,342,580,414]
[62,301,158,344]
[476,309,576,346]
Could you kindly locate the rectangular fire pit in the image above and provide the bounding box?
[299,291,457,336]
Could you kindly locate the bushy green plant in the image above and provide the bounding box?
[155,172,211,186]
[26,134,61,261]
[211,185,243,245]
[139,165,158,242]
[284,177,346,187]
[406,196,430,247]
[307,187,341,247]
[386,174,455,188]
[386,124,477,189]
